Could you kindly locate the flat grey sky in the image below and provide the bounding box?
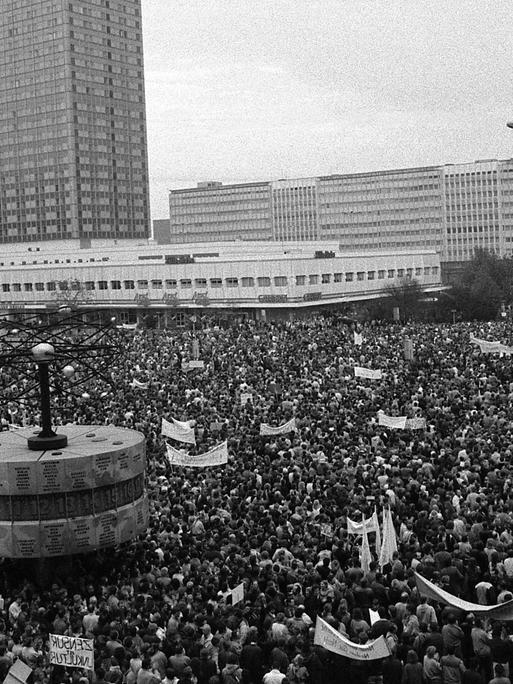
[142,0,513,219]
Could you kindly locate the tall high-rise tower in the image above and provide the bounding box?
[0,0,150,244]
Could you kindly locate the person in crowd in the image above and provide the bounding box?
[2,315,513,682]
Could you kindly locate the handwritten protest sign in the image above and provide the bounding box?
[49,634,94,670]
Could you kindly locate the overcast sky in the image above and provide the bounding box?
[142,0,513,219]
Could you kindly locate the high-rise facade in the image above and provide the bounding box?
[0,0,150,244]
[168,159,513,264]
[169,181,273,243]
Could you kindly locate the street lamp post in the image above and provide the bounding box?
[27,342,68,450]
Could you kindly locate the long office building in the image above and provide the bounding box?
[167,159,513,265]
[0,240,442,324]
[0,0,150,244]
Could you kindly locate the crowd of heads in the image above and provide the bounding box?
[2,313,513,683]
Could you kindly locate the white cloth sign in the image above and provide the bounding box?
[415,572,513,620]
[49,634,94,670]
[405,417,426,430]
[182,360,205,371]
[378,412,407,429]
[347,511,379,535]
[379,507,398,569]
[231,583,244,605]
[354,367,382,380]
[314,618,390,660]
[166,441,228,467]
[470,336,513,355]
[369,609,381,626]
[404,338,414,361]
[354,332,363,346]
[161,417,196,445]
[260,417,296,436]
[240,393,253,405]
[130,379,148,389]
[360,521,372,574]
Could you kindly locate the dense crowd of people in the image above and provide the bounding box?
[2,314,513,684]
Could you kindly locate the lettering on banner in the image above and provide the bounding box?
[49,633,94,671]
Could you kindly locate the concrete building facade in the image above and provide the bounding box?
[0,0,150,244]
[169,182,272,243]
[168,160,513,264]
[0,240,442,324]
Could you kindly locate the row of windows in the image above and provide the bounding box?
[0,267,438,293]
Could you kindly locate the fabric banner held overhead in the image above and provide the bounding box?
[314,617,390,660]
[354,367,383,380]
[166,441,228,468]
[259,418,296,436]
[415,573,513,620]
[161,417,196,445]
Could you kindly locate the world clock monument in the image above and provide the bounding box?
[0,312,148,559]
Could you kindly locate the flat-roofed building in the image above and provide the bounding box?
[169,182,272,243]
[168,160,513,270]
[0,240,442,324]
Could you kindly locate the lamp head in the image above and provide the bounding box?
[32,342,55,362]
[63,365,75,379]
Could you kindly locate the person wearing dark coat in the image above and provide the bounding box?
[240,628,263,684]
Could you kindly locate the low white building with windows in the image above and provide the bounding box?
[0,240,442,325]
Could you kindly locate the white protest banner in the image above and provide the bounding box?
[415,573,513,620]
[166,441,228,467]
[260,417,296,436]
[360,521,372,574]
[161,417,196,445]
[166,444,188,465]
[354,332,363,346]
[405,417,427,430]
[241,393,253,405]
[373,508,381,557]
[231,583,244,605]
[49,634,94,670]
[369,609,381,626]
[347,514,379,536]
[354,367,383,381]
[130,379,148,390]
[377,412,407,429]
[404,338,414,361]
[470,336,513,355]
[182,360,205,371]
[379,507,398,570]
[314,618,390,660]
